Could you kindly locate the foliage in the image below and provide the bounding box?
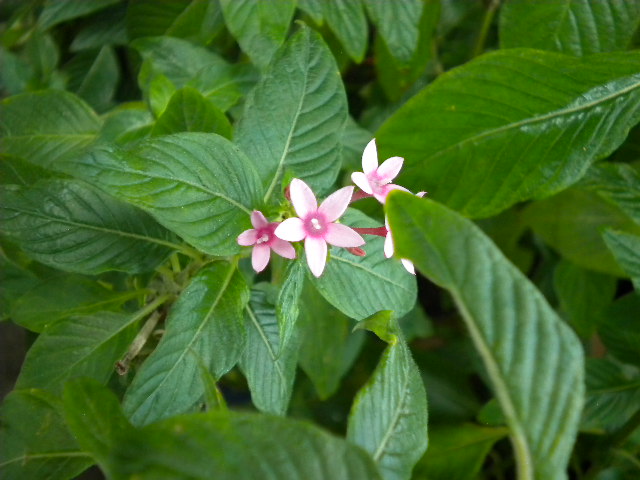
[1,1,640,479]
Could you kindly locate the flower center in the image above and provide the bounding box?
[311,218,322,230]
[256,231,270,245]
[304,214,327,237]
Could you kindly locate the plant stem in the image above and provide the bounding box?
[472,0,500,58]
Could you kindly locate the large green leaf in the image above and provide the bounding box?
[0,90,101,169]
[219,0,295,69]
[38,0,119,30]
[0,389,92,480]
[61,133,262,256]
[123,262,249,426]
[413,424,508,480]
[347,325,428,480]
[0,179,176,274]
[311,209,417,321]
[597,294,640,366]
[377,50,640,218]
[65,46,120,112]
[322,0,368,63]
[500,0,640,56]
[236,24,348,200]
[525,187,640,276]
[239,286,299,416]
[387,192,585,480]
[603,230,640,290]
[15,311,140,395]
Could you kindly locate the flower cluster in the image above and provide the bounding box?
[237,139,424,277]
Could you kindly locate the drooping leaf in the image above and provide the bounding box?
[321,0,368,63]
[150,87,232,138]
[387,192,585,480]
[123,262,249,426]
[413,423,508,480]
[500,0,640,56]
[553,260,617,338]
[10,273,141,332]
[276,260,305,354]
[0,90,101,169]
[70,4,128,51]
[603,230,640,290]
[347,326,428,480]
[597,294,640,366]
[525,187,640,276]
[61,133,262,256]
[38,0,119,30]
[298,281,366,399]
[219,0,295,69]
[311,209,417,321]
[15,311,139,395]
[239,286,299,416]
[236,24,348,199]
[377,50,640,218]
[0,389,92,480]
[65,46,120,112]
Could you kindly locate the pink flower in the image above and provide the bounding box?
[351,139,408,204]
[275,179,365,277]
[237,211,296,273]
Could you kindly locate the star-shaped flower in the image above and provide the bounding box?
[351,138,407,204]
[237,210,296,273]
[275,179,365,277]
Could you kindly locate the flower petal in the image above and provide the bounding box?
[384,232,394,258]
[377,156,404,183]
[351,172,373,194]
[271,238,296,259]
[318,186,354,222]
[325,223,365,247]
[362,138,378,174]
[274,217,306,241]
[289,178,317,218]
[252,244,271,272]
[373,183,410,204]
[305,236,327,277]
[401,259,416,275]
[250,210,269,228]
[237,229,258,246]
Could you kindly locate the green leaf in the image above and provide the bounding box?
[239,286,299,415]
[70,4,128,51]
[500,0,640,56]
[108,411,383,479]
[582,359,640,432]
[151,87,232,139]
[413,423,508,480]
[236,24,348,200]
[15,311,139,395]
[322,0,368,63]
[98,103,154,145]
[10,273,141,333]
[377,50,640,218]
[553,260,617,338]
[299,281,365,399]
[38,0,119,30]
[276,260,305,354]
[598,294,640,366]
[298,0,324,24]
[387,192,585,480]
[525,187,640,276]
[123,262,249,426]
[603,230,640,290]
[347,330,428,480]
[311,209,417,321]
[65,46,120,112]
[0,179,176,274]
[219,0,295,69]
[61,133,262,256]
[0,90,101,169]
[340,116,372,171]
[0,389,92,480]
[0,155,50,186]
[364,0,423,65]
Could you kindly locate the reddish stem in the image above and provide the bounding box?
[353,226,387,237]
[346,247,366,257]
[350,190,372,203]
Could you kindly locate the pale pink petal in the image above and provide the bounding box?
[401,259,416,275]
[271,238,296,259]
[416,191,427,198]
[289,178,317,218]
[319,186,354,222]
[252,244,271,272]
[373,184,410,204]
[305,236,327,277]
[250,210,269,228]
[376,156,404,183]
[325,223,365,247]
[237,229,258,246]
[384,232,394,258]
[362,139,378,174]
[274,217,306,241]
[351,172,373,194]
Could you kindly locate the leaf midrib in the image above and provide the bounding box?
[332,256,412,292]
[0,450,91,467]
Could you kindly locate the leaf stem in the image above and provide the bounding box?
[472,0,500,58]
